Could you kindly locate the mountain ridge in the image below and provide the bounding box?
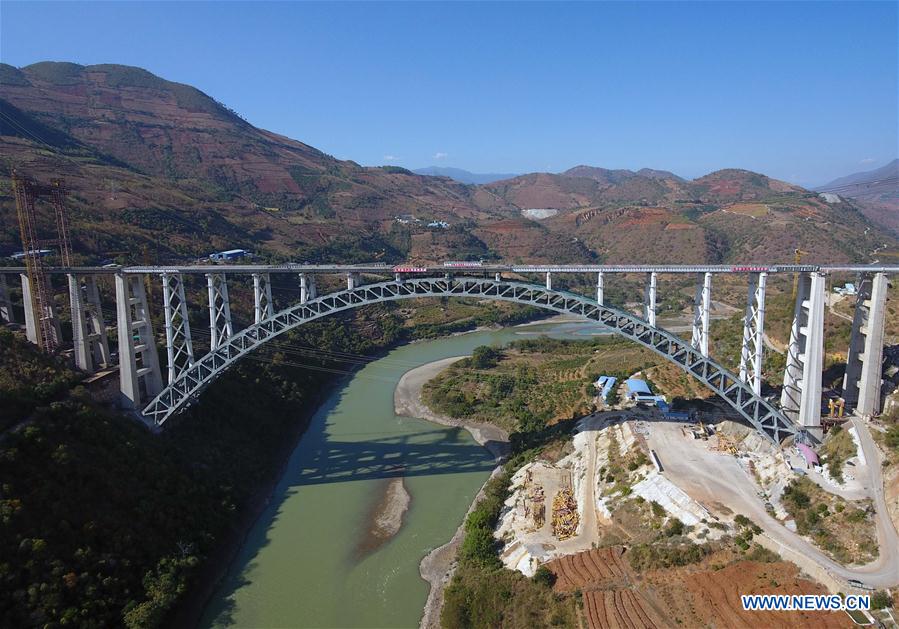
[413,166,519,185]
[0,61,892,265]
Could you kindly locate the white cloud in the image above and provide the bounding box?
[434,152,448,160]
[383,155,398,162]
[860,157,876,164]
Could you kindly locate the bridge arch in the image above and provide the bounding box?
[142,277,799,443]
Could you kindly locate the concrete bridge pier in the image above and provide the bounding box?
[252,273,273,324]
[299,273,310,303]
[116,273,163,410]
[781,272,826,439]
[644,272,657,327]
[0,274,15,324]
[843,273,888,416]
[691,272,712,357]
[739,272,767,395]
[545,271,552,290]
[20,273,61,348]
[596,272,604,305]
[68,274,110,373]
[347,272,361,290]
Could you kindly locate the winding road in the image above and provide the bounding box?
[647,418,899,588]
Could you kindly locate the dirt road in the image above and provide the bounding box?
[648,421,899,588]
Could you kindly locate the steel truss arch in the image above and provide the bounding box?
[142,278,800,443]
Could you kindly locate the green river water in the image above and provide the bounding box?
[203,320,607,628]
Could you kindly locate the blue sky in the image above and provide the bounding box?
[1,1,896,185]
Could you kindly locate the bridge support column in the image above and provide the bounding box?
[0,274,14,324]
[495,272,501,282]
[252,273,273,324]
[644,272,657,327]
[161,272,195,384]
[300,274,309,303]
[596,272,604,305]
[843,273,888,416]
[781,272,825,438]
[206,273,233,350]
[347,272,361,290]
[116,273,162,410]
[545,272,552,290]
[396,272,403,284]
[739,272,767,395]
[68,274,110,373]
[20,273,61,347]
[691,272,712,357]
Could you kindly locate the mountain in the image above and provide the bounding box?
[0,61,892,266]
[413,166,518,185]
[562,165,684,184]
[0,62,489,262]
[817,159,898,192]
[815,160,899,235]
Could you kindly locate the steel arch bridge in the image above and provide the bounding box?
[141,276,800,443]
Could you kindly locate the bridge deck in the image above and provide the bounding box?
[2,264,898,275]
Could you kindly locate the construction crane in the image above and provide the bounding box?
[11,172,71,353]
[792,248,809,299]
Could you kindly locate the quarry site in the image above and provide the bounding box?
[490,379,899,628]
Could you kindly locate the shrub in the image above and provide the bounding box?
[870,590,894,610]
[532,565,557,587]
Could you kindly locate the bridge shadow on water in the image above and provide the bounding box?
[291,425,498,486]
[202,382,499,625]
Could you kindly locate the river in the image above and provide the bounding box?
[202,319,610,628]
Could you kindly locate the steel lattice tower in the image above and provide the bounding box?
[11,172,71,353]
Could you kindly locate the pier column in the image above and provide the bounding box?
[691,272,712,357]
[206,274,233,350]
[252,273,273,324]
[545,271,552,291]
[596,272,604,305]
[739,272,767,395]
[781,272,825,438]
[68,274,110,373]
[116,273,162,410]
[20,273,60,347]
[843,273,888,416]
[0,274,14,324]
[161,272,195,384]
[644,272,657,327]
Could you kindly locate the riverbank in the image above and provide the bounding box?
[394,356,511,629]
[395,356,510,461]
[167,373,351,629]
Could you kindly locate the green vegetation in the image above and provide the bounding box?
[1,296,528,627]
[781,477,878,564]
[0,318,379,627]
[627,541,713,571]
[871,590,894,610]
[424,336,658,433]
[0,328,78,432]
[442,442,580,629]
[819,425,856,483]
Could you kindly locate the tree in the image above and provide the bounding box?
[470,345,500,369]
[532,565,557,587]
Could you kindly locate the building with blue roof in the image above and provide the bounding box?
[593,376,617,402]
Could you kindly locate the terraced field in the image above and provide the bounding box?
[583,589,665,629]
[549,547,630,591]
